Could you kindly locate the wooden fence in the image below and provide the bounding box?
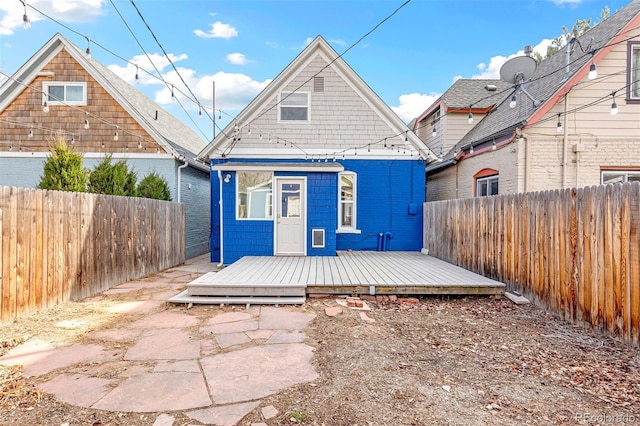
[0,186,185,323]
[424,183,640,346]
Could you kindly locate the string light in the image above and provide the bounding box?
[28,127,33,138]
[134,65,139,83]
[42,100,49,113]
[21,1,31,30]
[113,126,119,141]
[588,53,598,80]
[71,136,75,144]
[85,37,91,58]
[492,140,497,151]
[509,93,517,109]
[198,107,203,119]
[467,105,473,124]
[610,92,618,115]
[556,114,563,133]
[84,118,90,130]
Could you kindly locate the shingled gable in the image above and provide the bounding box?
[0,33,208,171]
[438,0,640,164]
[198,35,436,161]
[414,79,512,126]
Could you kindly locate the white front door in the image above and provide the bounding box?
[275,178,306,255]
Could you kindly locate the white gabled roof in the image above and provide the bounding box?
[198,35,436,161]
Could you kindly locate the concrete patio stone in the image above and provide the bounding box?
[207,311,254,325]
[92,371,211,412]
[152,413,175,426]
[39,374,115,408]
[104,300,163,315]
[153,360,201,373]
[261,405,279,419]
[266,330,306,344]
[0,341,117,377]
[216,332,252,349]
[186,401,260,426]
[258,307,314,330]
[201,343,318,405]
[124,328,200,361]
[245,329,275,340]
[127,310,200,329]
[69,360,151,378]
[201,319,259,335]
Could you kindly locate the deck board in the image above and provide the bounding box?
[189,252,505,296]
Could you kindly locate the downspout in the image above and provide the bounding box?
[177,158,188,202]
[523,130,530,193]
[216,170,224,267]
[561,93,569,188]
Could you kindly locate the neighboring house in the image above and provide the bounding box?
[411,79,512,200]
[423,0,640,201]
[198,35,437,265]
[0,33,210,258]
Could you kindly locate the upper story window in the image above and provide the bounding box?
[338,172,356,230]
[279,91,309,122]
[237,171,273,220]
[474,168,499,197]
[43,81,87,106]
[627,42,640,101]
[602,170,640,184]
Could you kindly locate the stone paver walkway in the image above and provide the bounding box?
[0,256,318,426]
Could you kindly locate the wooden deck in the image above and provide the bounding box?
[186,251,505,296]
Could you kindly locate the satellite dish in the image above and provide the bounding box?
[499,56,537,84]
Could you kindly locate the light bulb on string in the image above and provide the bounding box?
[509,94,517,109]
[85,37,91,58]
[610,92,618,116]
[556,114,563,133]
[198,107,203,119]
[588,58,597,80]
[28,127,33,138]
[134,65,139,84]
[84,119,90,130]
[42,100,49,113]
[22,1,31,30]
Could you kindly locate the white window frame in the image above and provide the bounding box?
[476,175,499,197]
[629,43,640,100]
[601,170,640,184]
[337,172,359,233]
[43,81,87,106]
[236,171,273,220]
[278,91,310,122]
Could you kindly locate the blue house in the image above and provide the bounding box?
[198,36,437,265]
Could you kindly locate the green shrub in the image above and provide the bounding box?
[38,139,89,192]
[137,172,172,201]
[88,154,137,196]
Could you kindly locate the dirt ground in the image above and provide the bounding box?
[1,282,639,426]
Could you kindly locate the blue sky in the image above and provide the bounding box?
[0,0,631,142]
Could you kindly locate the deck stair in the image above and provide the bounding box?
[168,271,307,306]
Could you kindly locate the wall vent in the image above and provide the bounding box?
[313,76,324,92]
[312,229,325,248]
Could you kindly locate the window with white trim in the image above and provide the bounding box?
[602,170,640,184]
[237,172,273,219]
[476,174,499,196]
[279,91,309,121]
[43,81,87,106]
[629,43,640,100]
[338,172,356,230]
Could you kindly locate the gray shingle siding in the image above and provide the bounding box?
[179,165,210,259]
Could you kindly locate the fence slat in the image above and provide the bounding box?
[424,182,640,346]
[0,186,185,323]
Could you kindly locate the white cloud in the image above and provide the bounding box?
[0,0,106,35]
[109,53,269,113]
[193,21,238,39]
[226,52,250,65]
[462,38,554,80]
[328,39,347,46]
[108,53,189,85]
[265,41,278,49]
[391,92,441,122]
